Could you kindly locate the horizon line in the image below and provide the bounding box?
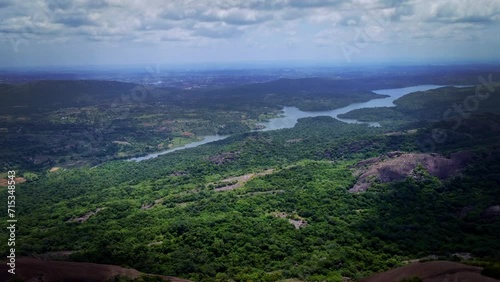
[2,58,500,70]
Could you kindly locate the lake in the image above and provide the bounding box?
[129,84,465,161]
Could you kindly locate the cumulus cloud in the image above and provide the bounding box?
[0,0,499,65]
[1,0,498,42]
[199,8,273,25]
[191,22,242,38]
[287,0,343,9]
[53,13,98,27]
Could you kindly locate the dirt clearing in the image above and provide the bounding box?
[213,169,274,192]
[0,177,25,187]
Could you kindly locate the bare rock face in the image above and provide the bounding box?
[360,261,498,282]
[482,205,500,218]
[350,151,474,192]
[67,208,105,223]
[272,212,308,229]
[0,257,193,282]
[208,151,240,165]
[458,206,475,218]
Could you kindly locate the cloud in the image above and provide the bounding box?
[0,0,13,9]
[198,8,273,25]
[191,22,243,38]
[0,0,499,65]
[159,28,193,42]
[54,13,98,27]
[427,0,500,24]
[1,0,497,44]
[288,0,343,8]
[390,2,414,21]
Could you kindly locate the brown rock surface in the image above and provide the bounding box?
[0,257,192,282]
[360,261,499,282]
[350,151,473,192]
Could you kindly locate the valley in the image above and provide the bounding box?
[1,66,500,282]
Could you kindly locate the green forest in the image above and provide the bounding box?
[1,76,500,281]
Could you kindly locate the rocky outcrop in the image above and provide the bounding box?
[482,205,500,218]
[350,151,474,192]
[208,151,240,165]
[67,208,105,223]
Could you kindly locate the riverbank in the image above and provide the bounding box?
[129,84,466,162]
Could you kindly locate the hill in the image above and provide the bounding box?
[338,85,500,125]
[0,80,138,111]
[1,114,499,281]
[360,261,499,282]
[0,78,386,171]
[1,75,500,281]
[0,257,192,282]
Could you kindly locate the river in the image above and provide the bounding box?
[129,84,464,161]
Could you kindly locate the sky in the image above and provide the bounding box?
[0,0,500,68]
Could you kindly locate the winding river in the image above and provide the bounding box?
[129,84,464,162]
